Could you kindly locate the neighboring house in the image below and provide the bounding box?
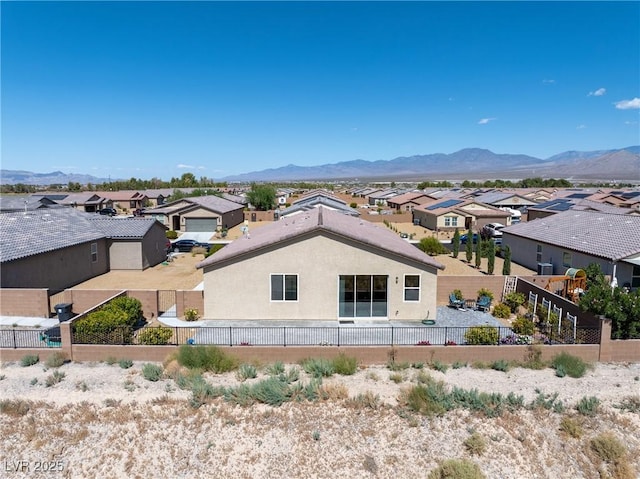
[412,199,510,232]
[0,195,59,213]
[367,189,402,206]
[386,192,435,212]
[0,209,168,290]
[502,210,640,290]
[88,217,168,270]
[94,190,148,212]
[278,191,359,218]
[466,191,538,210]
[53,192,111,213]
[527,198,637,221]
[0,209,109,290]
[276,188,296,205]
[144,195,244,233]
[197,207,444,321]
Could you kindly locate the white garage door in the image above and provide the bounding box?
[185,218,217,232]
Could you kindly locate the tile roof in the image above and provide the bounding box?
[0,209,106,263]
[87,217,164,238]
[502,210,640,261]
[197,207,445,271]
[0,196,57,212]
[279,196,359,217]
[176,196,244,214]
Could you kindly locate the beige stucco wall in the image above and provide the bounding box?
[109,241,143,270]
[435,212,466,229]
[202,234,439,321]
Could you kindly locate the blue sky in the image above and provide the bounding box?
[2,1,639,181]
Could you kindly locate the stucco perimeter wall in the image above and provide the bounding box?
[203,234,439,321]
[607,340,640,362]
[436,276,506,305]
[0,289,50,317]
[66,290,162,321]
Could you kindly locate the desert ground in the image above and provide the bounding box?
[1,356,638,478]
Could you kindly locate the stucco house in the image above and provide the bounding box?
[502,210,640,290]
[0,195,59,213]
[143,195,245,233]
[0,209,168,290]
[412,199,511,232]
[197,207,444,321]
[386,192,435,212]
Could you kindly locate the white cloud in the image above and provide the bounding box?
[588,88,606,96]
[624,120,638,125]
[542,79,556,84]
[478,118,496,125]
[177,164,195,169]
[615,98,640,110]
[576,124,587,129]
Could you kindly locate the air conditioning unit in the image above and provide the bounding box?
[537,263,553,275]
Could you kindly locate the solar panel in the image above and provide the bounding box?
[566,193,590,199]
[426,199,463,210]
[549,202,573,211]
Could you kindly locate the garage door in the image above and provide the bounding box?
[185,218,217,232]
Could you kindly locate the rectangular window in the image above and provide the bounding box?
[536,244,543,263]
[90,243,98,263]
[270,274,298,301]
[562,252,572,268]
[632,265,640,289]
[339,275,387,318]
[404,275,420,301]
[444,216,458,227]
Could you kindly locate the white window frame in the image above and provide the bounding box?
[444,216,458,227]
[270,274,298,302]
[403,274,420,302]
[536,244,543,263]
[90,242,98,263]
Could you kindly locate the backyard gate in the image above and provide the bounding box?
[158,290,177,317]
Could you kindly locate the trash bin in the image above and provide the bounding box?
[54,303,74,322]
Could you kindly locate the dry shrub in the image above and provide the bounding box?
[590,432,627,464]
[346,391,381,410]
[427,458,485,479]
[463,432,487,456]
[319,382,349,401]
[0,399,32,417]
[163,359,187,380]
[559,416,583,439]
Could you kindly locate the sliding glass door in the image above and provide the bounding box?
[339,275,387,318]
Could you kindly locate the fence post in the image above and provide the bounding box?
[391,326,394,347]
[283,327,286,347]
[12,329,16,349]
[337,327,340,347]
[174,327,178,346]
[229,327,233,347]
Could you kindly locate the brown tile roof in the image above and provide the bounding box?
[197,207,445,271]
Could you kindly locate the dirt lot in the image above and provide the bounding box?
[72,223,533,291]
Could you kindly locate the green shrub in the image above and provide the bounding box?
[332,353,357,375]
[138,327,174,345]
[20,355,39,367]
[452,361,467,369]
[453,289,463,301]
[492,303,511,319]
[73,309,133,344]
[463,432,487,456]
[576,395,600,416]
[265,361,285,376]
[119,359,133,369]
[476,288,494,301]
[104,296,142,324]
[45,370,65,387]
[427,458,486,479]
[176,345,238,373]
[530,391,565,413]
[521,345,546,370]
[418,237,448,255]
[389,372,404,384]
[142,363,163,382]
[504,291,526,313]
[301,358,334,378]
[511,317,535,335]
[184,308,200,321]
[551,352,589,378]
[236,363,258,381]
[590,433,627,464]
[615,395,640,414]
[406,380,451,417]
[45,352,66,368]
[430,360,449,373]
[166,230,178,240]
[490,360,510,372]
[464,327,499,345]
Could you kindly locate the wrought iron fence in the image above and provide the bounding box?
[70,324,601,347]
[0,327,62,349]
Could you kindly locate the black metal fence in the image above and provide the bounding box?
[69,325,601,347]
[0,327,62,349]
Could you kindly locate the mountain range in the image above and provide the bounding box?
[1,146,639,185]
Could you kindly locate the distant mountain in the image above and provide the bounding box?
[0,170,111,186]
[222,147,640,182]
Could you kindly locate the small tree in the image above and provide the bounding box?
[418,237,448,256]
[452,229,460,258]
[487,239,495,275]
[246,183,277,211]
[474,240,482,269]
[465,228,473,263]
[502,245,512,275]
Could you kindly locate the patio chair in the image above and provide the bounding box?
[476,295,491,312]
[448,292,465,309]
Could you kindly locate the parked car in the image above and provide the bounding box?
[171,239,210,253]
[482,223,505,237]
[459,233,479,244]
[98,207,117,216]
